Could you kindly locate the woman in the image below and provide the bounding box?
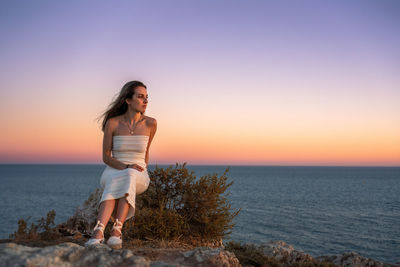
[84,81,157,249]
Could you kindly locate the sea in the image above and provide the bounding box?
[0,164,399,264]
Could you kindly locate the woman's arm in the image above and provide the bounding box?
[145,118,157,167]
[102,118,128,170]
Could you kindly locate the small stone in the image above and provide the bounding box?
[72,232,82,239]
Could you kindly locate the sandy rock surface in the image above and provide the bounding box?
[0,241,241,267]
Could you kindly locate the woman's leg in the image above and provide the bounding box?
[110,197,130,237]
[93,199,116,239]
[109,175,149,237]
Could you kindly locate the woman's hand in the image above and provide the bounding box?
[128,164,144,172]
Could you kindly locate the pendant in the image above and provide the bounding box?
[130,131,134,134]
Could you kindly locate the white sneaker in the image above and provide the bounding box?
[106,218,123,249]
[84,220,105,247]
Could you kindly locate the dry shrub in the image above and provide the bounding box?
[9,210,59,241]
[124,162,240,244]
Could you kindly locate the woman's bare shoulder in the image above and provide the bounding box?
[107,116,121,124]
[144,115,157,127]
[105,116,120,130]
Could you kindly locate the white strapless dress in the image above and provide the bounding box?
[98,135,150,221]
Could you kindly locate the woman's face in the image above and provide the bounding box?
[126,86,148,113]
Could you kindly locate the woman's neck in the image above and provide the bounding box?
[124,110,143,125]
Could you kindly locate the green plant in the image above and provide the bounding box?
[125,162,240,243]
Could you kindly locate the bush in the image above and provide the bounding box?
[124,162,240,243]
[9,210,57,240]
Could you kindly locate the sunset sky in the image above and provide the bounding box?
[0,0,399,166]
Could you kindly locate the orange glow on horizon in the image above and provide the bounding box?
[1,119,399,166]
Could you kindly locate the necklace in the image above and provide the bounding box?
[124,114,143,135]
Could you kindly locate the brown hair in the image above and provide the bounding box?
[97,81,147,132]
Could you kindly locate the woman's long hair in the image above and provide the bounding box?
[96,81,147,132]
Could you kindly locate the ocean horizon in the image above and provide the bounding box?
[0,164,399,264]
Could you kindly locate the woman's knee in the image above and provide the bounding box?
[118,196,128,204]
[106,199,116,204]
[127,168,139,176]
[136,179,150,195]
[100,199,116,209]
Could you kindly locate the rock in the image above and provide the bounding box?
[316,251,399,267]
[259,241,399,267]
[0,242,241,267]
[261,240,314,264]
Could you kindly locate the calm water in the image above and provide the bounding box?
[0,164,399,263]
